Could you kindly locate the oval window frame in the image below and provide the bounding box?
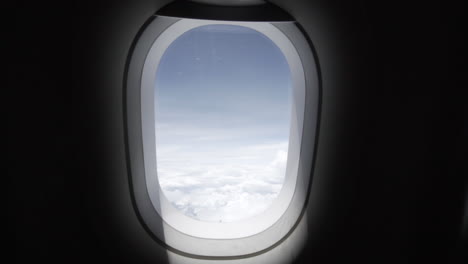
[125,15,320,257]
[153,23,296,225]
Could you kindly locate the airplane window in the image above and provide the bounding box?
[126,11,319,255]
[155,25,292,223]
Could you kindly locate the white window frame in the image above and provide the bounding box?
[125,16,319,257]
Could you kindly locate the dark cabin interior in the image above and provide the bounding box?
[12,0,466,263]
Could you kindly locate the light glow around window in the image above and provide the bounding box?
[129,16,317,251]
[155,25,292,223]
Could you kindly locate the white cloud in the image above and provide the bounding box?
[157,142,289,223]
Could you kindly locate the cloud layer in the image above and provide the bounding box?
[157,142,288,222]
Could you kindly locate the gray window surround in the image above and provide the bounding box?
[124,15,320,258]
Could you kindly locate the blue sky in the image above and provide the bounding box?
[155,25,292,222]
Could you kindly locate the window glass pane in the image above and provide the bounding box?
[155,25,291,222]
